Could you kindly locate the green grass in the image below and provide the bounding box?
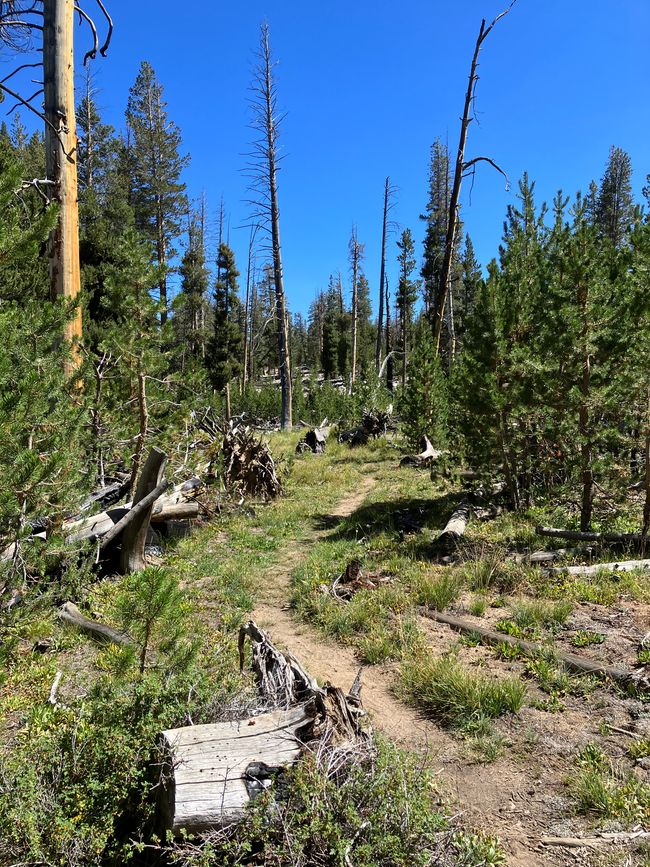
[569,742,650,825]
[399,654,526,730]
[571,629,606,648]
[411,570,464,611]
[509,598,573,632]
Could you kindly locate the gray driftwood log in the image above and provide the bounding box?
[548,559,650,577]
[158,620,367,836]
[399,435,442,467]
[536,526,642,545]
[436,499,472,550]
[57,602,132,645]
[419,607,650,690]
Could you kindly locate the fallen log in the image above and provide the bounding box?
[536,526,642,545]
[436,499,472,550]
[159,621,367,836]
[418,607,650,691]
[57,601,132,645]
[540,831,650,849]
[399,435,442,468]
[150,502,199,523]
[548,559,650,577]
[120,448,168,573]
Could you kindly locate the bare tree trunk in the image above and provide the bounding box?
[260,26,292,429]
[375,177,389,371]
[432,4,516,354]
[350,227,359,388]
[242,226,256,389]
[384,277,393,391]
[44,0,82,375]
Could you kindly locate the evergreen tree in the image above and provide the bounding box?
[421,139,450,317]
[208,243,243,393]
[175,215,210,363]
[457,234,482,344]
[400,318,448,451]
[596,145,634,247]
[126,61,189,322]
[396,228,419,391]
[76,73,116,200]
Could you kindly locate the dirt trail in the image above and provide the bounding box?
[250,474,616,867]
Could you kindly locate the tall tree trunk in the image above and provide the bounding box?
[350,229,359,387]
[432,5,515,354]
[375,177,389,371]
[260,26,291,429]
[642,388,650,553]
[44,0,82,375]
[384,277,393,391]
[579,283,593,532]
[242,226,255,390]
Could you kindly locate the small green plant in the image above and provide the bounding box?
[460,630,483,648]
[399,654,525,730]
[510,598,573,633]
[495,618,529,639]
[569,742,650,824]
[571,629,606,648]
[494,641,522,661]
[115,566,199,674]
[413,571,463,611]
[468,594,488,617]
[629,739,650,760]
[638,648,650,666]
[458,543,505,591]
[453,829,507,865]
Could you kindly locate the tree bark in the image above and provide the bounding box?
[44,0,82,375]
[120,447,167,573]
[58,602,132,645]
[350,228,359,387]
[384,275,393,391]
[536,525,642,544]
[261,25,292,429]
[375,177,389,371]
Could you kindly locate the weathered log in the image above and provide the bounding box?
[159,621,368,836]
[57,601,132,645]
[150,502,199,523]
[436,499,471,549]
[120,448,168,573]
[400,435,443,468]
[99,479,169,552]
[296,420,331,455]
[419,607,649,690]
[536,526,642,545]
[548,559,650,578]
[159,704,316,833]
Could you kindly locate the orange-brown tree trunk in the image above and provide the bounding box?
[44,0,82,375]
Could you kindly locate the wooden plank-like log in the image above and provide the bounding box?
[57,602,132,645]
[536,526,642,544]
[418,607,649,690]
[120,448,167,574]
[159,704,316,833]
[99,480,169,552]
[549,559,650,577]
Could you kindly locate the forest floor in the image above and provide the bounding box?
[202,432,650,867]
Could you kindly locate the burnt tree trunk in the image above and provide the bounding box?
[120,447,167,574]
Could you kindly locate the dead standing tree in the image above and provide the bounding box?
[431,1,516,356]
[374,177,398,373]
[348,224,364,388]
[246,23,292,430]
[0,0,113,375]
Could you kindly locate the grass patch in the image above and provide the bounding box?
[509,598,573,632]
[399,653,525,730]
[412,570,464,611]
[468,594,488,617]
[569,742,650,825]
[571,629,606,648]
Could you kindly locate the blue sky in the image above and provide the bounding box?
[3,1,649,316]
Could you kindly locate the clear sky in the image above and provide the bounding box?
[4,1,649,316]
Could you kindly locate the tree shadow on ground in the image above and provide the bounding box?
[313,492,463,545]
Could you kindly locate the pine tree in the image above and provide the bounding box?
[126,61,189,322]
[596,145,634,247]
[457,234,482,345]
[400,318,448,451]
[76,72,116,200]
[208,243,243,394]
[421,139,450,317]
[396,228,419,391]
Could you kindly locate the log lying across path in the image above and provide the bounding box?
[158,621,367,836]
[418,607,650,691]
[536,526,642,545]
[399,435,443,468]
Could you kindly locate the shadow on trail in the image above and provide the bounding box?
[313,492,463,543]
